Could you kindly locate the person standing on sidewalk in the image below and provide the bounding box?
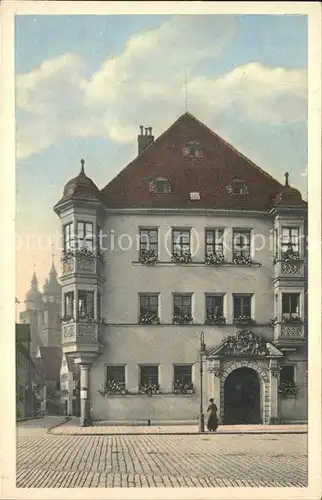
[206,398,218,432]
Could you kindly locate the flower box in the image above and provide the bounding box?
[139,249,158,265]
[101,381,128,396]
[61,315,74,323]
[205,253,225,265]
[139,384,160,395]
[205,315,226,325]
[171,252,192,264]
[233,316,255,326]
[282,316,303,324]
[139,314,160,325]
[233,254,252,266]
[173,314,193,325]
[61,247,102,262]
[172,382,194,395]
[281,250,300,262]
[279,381,297,397]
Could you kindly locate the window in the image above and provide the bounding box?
[97,292,101,320]
[173,294,192,322]
[63,223,74,251]
[228,179,248,195]
[77,291,94,319]
[173,365,192,386]
[281,227,300,255]
[139,294,159,317]
[280,366,295,384]
[150,178,171,194]
[233,295,252,319]
[64,292,74,319]
[205,229,224,256]
[206,295,224,318]
[76,222,93,251]
[172,229,191,255]
[233,229,251,258]
[282,293,300,320]
[106,365,125,384]
[139,229,158,253]
[182,141,203,158]
[139,365,159,386]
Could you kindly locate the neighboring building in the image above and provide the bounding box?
[20,263,62,356]
[54,112,307,427]
[60,353,80,416]
[35,346,63,414]
[16,324,44,419]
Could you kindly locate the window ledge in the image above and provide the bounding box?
[103,322,271,327]
[100,392,195,398]
[132,261,261,268]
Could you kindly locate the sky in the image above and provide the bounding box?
[15,14,308,307]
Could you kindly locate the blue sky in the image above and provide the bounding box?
[15,14,308,302]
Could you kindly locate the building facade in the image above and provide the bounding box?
[54,113,307,426]
[16,324,44,419]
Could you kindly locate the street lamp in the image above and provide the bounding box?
[199,331,206,433]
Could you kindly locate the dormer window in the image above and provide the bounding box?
[227,179,248,196]
[182,141,203,158]
[149,177,172,194]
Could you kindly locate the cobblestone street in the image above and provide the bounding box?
[16,418,308,488]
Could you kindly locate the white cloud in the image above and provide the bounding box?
[16,16,307,159]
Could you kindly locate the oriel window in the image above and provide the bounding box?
[64,292,74,319]
[78,291,94,319]
[63,223,74,252]
[281,227,300,255]
[282,293,300,320]
[76,222,93,252]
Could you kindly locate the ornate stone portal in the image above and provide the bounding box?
[207,330,284,425]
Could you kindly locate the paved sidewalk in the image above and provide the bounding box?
[50,418,307,436]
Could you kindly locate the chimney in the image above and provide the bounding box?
[138,125,154,155]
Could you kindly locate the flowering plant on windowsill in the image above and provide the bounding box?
[139,384,160,395]
[60,315,74,323]
[62,248,96,262]
[139,313,160,325]
[205,314,226,325]
[205,253,225,265]
[282,316,303,324]
[173,314,193,325]
[171,252,192,264]
[233,316,255,326]
[139,249,158,265]
[173,381,194,395]
[233,254,252,265]
[281,249,300,262]
[98,381,127,396]
[97,250,105,263]
[279,381,297,397]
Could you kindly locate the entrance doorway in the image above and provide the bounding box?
[224,367,261,424]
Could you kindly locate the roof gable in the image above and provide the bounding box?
[101,112,300,211]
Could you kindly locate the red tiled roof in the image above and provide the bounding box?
[37,346,62,382]
[101,113,305,211]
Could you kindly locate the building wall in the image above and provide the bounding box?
[102,213,275,325]
[83,212,307,423]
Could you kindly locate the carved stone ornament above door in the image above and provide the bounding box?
[207,330,283,359]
